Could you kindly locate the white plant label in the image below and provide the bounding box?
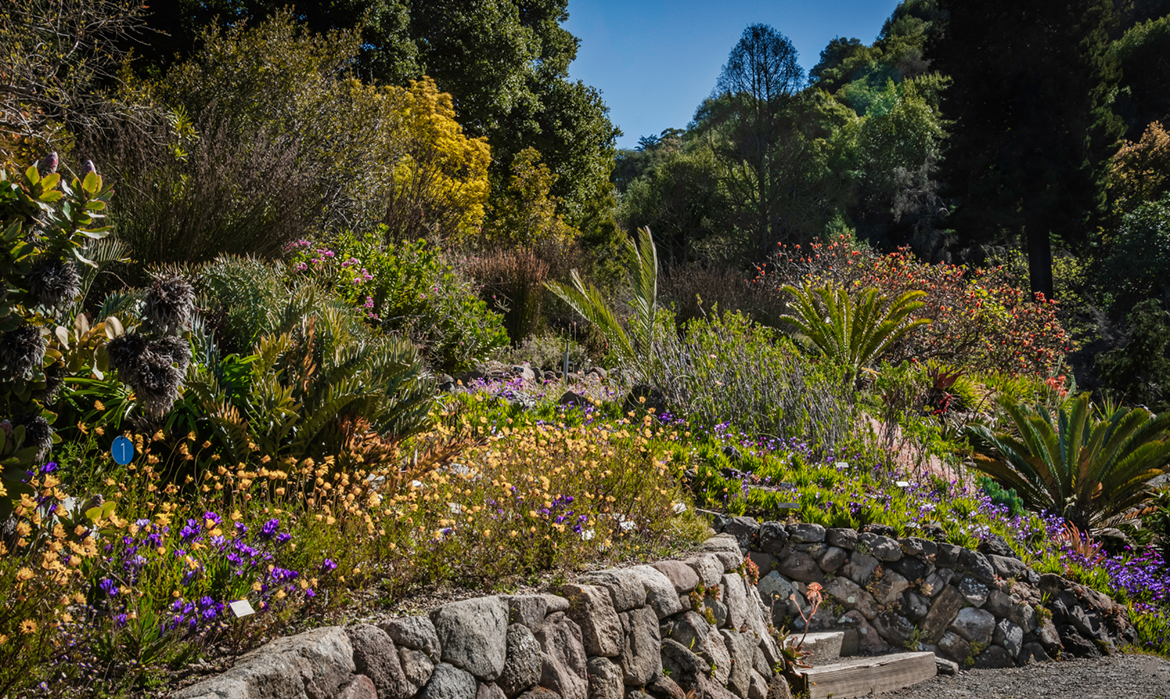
[230,599,255,618]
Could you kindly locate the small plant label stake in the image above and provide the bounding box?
[229,600,255,618]
[111,435,134,465]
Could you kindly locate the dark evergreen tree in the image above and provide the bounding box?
[930,0,1124,300]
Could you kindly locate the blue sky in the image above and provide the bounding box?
[564,0,902,149]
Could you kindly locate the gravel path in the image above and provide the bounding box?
[884,655,1170,699]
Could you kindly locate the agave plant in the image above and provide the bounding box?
[966,393,1170,530]
[777,283,929,385]
[545,226,659,371]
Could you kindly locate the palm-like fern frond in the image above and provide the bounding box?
[778,282,929,383]
[546,226,658,368]
[966,393,1170,529]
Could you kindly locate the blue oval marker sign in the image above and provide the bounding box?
[112,435,134,465]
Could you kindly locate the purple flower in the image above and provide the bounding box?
[98,578,118,597]
[320,559,337,573]
[260,518,281,540]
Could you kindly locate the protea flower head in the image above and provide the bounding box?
[27,257,82,310]
[38,152,58,176]
[80,160,96,178]
[106,333,151,380]
[144,274,195,334]
[151,336,192,375]
[15,413,53,459]
[0,323,46,379]
[135,353,183,419]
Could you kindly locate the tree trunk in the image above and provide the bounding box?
[1026,226,1055,301]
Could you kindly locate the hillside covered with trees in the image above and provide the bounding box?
[4,0,1170,694]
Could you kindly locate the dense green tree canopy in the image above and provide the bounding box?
[930,0,1124,300]
[132,0,618,225]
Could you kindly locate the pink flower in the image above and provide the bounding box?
[363,296,374,309]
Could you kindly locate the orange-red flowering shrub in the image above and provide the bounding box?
[755,236,1071,377]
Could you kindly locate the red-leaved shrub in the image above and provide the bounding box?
[756,236,1071,377]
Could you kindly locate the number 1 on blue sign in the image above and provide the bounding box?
[112,435,134,465]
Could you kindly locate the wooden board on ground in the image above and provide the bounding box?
[799,651,937,699]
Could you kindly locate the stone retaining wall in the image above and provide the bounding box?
[718,517,1136,668]
[174,523,1136,699]
[174,534,787,699]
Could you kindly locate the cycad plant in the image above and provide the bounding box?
[778,283,930,385]
[188,283,433,466]
[545,226,659,370]
[966,393,1170,530]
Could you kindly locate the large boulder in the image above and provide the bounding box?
[535,614,588,699]
[618,607,662,686]
[347,624,414,699]
[431,597,510,681]
[499,624,543,697]
[173,626,355,699]
[420,664,479,699]
[558,584,623,657]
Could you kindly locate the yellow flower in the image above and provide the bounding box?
[19,620,37,635]
[15,567,34,582]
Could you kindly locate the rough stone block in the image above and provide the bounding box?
[504,596,550,631]
[559,585,623,658]
[173,626,356,699]
[758,522,789,555]
[826,528,858,550]
[920,585,964,643]
[348,624,414,699]
[686,554,724,587]
[816,546,847,573]
[421,663,479,699]
[841,553,880,585]
[431,597,510,681]
[857,533,902,562]
[823,577,879,620]
[586,657,624,699]
[381,616,442,660]
[788,523,825,544]
[870,569,910,606]
[651,560,700,594]
[618,607,662,686]
[499,624,543,697]
[951,608,995,645]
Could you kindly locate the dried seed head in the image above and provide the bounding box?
[144,274,195,334]
[151,336,192,375]
[135,353,182,419]
[15,413,53,459]
[106,333,151,380]
[27,257,81,310]
[0,324,46,379]
[36,361,66,404]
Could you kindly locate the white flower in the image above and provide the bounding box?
[835,462,849,470]
[672,502,687,514]
[580,528,595,541]
[411,480,425,489]
[620,520,636,531]
[448,503,463,514]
